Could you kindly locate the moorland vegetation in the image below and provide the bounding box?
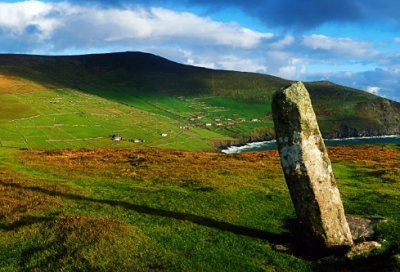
[1,145,400,271]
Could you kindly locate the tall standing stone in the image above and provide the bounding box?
[272,81,353,256]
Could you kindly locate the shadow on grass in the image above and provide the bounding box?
[0,181,292,244]
[315,249,400,272]
[0,214,59,231]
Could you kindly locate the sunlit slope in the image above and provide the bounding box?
[1,52,400,150]
[0,89,229,150]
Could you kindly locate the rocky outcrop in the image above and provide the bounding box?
[323,98,400,138]
[274,215,387,259]
[346,216,387,243]
[346,241,382,259]
[272,81,353,257]
[322,127,398,139]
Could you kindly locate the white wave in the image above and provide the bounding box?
[221,140,276,153]
[221,134,400,153]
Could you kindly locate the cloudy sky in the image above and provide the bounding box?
[1,0,400,101]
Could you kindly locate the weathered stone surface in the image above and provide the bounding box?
[272,81,353,256]
[346,216,387,243]
[346,241,382,259]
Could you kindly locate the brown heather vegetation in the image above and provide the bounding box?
[0,152,150,270]
[14,148,284,188]
[328,145,400,163]
[0,164,67,222]
[313,105,338,117]
[13,145,400,188]
[0,73,49,95]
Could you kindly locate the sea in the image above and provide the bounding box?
[221,135,400,154]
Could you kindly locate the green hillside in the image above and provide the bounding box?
[0,52,399,151]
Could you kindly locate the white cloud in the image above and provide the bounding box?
[394,37,400,43]
[103,7,273,48]
[302,34,379,58]
[278,66,297,79]
[145,46,266,73]
[217,55,267,72]
[0,1,273,50]
[365,86,381,94]
[0,1,70,40]
[187,59,216,69]
[269,35,294,49]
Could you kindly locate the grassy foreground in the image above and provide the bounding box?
[1,144,400,271]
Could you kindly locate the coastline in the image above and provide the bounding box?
[220,134,400,154]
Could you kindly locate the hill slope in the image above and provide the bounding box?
[0,52,399,150]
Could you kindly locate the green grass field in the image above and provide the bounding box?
[1,145,400,271]
[0,88,236,151]
[198,97,272,119]
[0,95,39,122]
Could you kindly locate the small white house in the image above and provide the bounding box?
[112,134,122,141]
[206,123,212,126]
[215,119,220,122]
[162,133,168,137]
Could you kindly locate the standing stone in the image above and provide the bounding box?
[272,81,353,256]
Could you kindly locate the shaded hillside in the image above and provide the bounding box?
[0,52,399,150]
[0,52,290,95]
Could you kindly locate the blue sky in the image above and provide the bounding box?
[1,0,400,101]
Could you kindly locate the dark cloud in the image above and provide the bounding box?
[187,0,363,31]
[61,0,400,31]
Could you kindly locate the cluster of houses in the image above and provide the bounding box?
[184,116,261,125]
[112,134,145,143]
[179,116,263,129]
[200,117,261,127]
[180,124,192,129]
[183,116,203,121]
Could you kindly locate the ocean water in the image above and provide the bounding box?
[221,135,400,153]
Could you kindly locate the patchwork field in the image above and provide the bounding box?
[1,145,400,271]
[1,52,399,149]
[0,88,236,151]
